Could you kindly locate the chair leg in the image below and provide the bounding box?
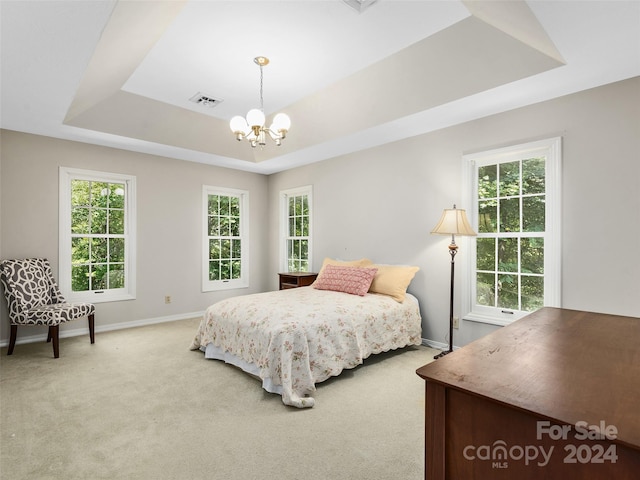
[88,313,95,344]
[49,325,60,359]
[7,325,17,355]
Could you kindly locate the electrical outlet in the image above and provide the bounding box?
[164,295,171,304]
[453,316,460,329]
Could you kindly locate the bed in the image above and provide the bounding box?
[190,260,422,408]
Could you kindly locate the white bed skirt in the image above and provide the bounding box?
[201,343,284,396]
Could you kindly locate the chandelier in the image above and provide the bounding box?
[229,56,291,148]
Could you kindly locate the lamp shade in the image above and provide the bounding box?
[431,207,477,236]
[230,115,249,134]
[271,112,291,132]
[246,108,265,128]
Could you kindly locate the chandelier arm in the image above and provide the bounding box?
[264,126,278,136]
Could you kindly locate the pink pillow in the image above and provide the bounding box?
[312,264,378,296]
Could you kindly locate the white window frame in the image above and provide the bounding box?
[202,186,249,292]
[461,137,562,326]
[279,185,313,272]
[59,167,137,303]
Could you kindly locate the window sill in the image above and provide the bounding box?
[463,312,516,327]
[66,292,136,304]
[202,282,249,293]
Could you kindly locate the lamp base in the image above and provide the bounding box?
[434,350,452,360]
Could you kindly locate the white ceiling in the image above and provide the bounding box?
[124,1,470,120]
[1,0,639,175]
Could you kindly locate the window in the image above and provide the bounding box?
[280,186,312,272]
[461,138,561,325]
[202,186,249,291]
[59,167,136,303]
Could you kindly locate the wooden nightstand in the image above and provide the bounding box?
[278,272,318,290]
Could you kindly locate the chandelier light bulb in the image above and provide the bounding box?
[246,108,265,128]
[230,115,249,133]
[272,112,291,133]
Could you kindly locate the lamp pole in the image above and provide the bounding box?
[434,237,458,359]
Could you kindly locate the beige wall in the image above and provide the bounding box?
[268,77,640,348]
[1,77,639,349]
[0,132,269,344]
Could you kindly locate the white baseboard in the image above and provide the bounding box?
[421,338,458,352]
[3,317,454,353]
[0,311,205,348]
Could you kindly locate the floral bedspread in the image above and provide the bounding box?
[190,287,422,408]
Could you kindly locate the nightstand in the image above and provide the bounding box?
[278,272,318,290]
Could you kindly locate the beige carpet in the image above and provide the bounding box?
[0,318,438,480]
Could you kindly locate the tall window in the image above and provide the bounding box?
[59,167,136,302]
[280,186,312,272]
[202,186,249,291]
[462,138,561,325]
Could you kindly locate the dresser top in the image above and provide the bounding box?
[416,307,640,449]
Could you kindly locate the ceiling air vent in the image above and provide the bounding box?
[189,92,223,108]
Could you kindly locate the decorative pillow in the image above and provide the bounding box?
[312,264,378,296]
[316,257,374,278]
[368,265,420,302]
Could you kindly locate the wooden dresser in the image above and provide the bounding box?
[416,307,640,480]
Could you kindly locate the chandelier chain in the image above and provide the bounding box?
[259,64,264,112]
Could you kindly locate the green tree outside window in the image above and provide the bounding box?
[70,180,126,292]
[475,157,546,312]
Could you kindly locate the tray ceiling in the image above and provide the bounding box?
[1,1,639,174]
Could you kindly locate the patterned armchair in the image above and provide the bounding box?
[0,258,95,358]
